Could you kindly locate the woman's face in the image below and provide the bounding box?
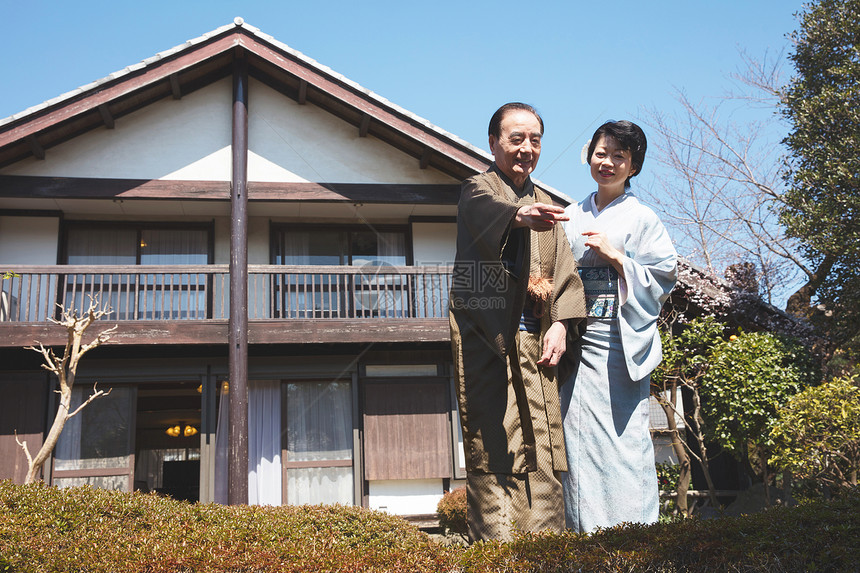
[589,135,635,191]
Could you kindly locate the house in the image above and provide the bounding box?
[0,19,783,516]
[0,18,494,515]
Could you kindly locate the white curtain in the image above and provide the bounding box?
[376,232,406,264]
[213,380,283,506]
[285,381,353,505]
[213,381,230,504]
[248,380,282,506]
[53,388,83,471]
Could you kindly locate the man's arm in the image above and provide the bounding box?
[512,202,569,232]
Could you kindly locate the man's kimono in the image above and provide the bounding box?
[449,164,586,541]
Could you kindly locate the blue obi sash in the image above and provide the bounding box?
[578,266,619,318]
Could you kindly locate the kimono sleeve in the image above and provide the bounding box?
[618,206,677,381]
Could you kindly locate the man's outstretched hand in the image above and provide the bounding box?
[514,203,569,232]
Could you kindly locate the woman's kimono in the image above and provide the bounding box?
[560,191,677,533]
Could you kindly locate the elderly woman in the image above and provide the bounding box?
[560,120,677,533]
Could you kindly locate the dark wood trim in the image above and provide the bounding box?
[0,175,460,204]
[97,104,115,129]
[0,209,63,217]
[247,319,449,344]
[228,49,250,506]
[0,33,239,148]
[359,114,370,138]
[0,321,228,347]
[419,148,431,169]
[26,136,45,160]
[0,320,451,348]
[297,79,307,104]
[0,175,230,200]
[409,215,457,224]
[169,74,182,100]
[249,181,460,204]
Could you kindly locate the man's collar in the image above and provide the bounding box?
[489,164,533,196]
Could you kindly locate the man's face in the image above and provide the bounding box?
[489,109,542,188]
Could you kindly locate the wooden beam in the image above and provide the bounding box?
[169,73,182,99]
[247,319,450,344]
[0,175,230,200]
[0,175,461,204]
[0,319,451,348]
[419,147,431,169]
[97,104,115,129]
[297,79,307,104]
[0,321,229,347]
[249,181,460,204]
[26,135,45,160]
[228,49,250,506]
[359,113,370,138]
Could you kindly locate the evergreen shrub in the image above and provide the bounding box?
[437,486,467,539]
[1,480,858,572]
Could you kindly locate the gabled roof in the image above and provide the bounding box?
[0,18,497,185]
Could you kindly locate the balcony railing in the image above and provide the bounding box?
[0,265,453,322]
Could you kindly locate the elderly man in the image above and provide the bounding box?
[449,102,586,541]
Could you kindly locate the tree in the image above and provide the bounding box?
[780,0,860,351]
[15,299,116,484]
[771,375,860,493]
[644,0,860,353]
[700,330,820,502]
[652,316,726,514]
[643,52,807,306]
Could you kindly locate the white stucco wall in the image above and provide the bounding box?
[2,76,458,187]
[2,78,233,181]
[0,216,60,264]
[411,222,456,265]
[247,79,455,184]
[368,479,445,515]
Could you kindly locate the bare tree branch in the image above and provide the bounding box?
[642,52,809,306]
[19,297,117,484]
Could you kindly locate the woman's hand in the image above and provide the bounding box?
[582,231,625,275]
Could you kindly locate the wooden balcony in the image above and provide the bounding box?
[0,265,453,347]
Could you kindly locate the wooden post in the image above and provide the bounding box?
[228,49,249,505]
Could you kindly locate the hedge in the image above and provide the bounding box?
[1,480,858,572]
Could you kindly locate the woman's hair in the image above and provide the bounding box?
[586,120,647,189]
[488,102,544,138]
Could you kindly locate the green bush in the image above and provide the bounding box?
[0,481,454,572]
[1,480,858,572]
[771,375,860,494]
[656,462,681,493]
[437,486,467,539]
[701,330,819,478]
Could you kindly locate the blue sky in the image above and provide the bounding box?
[2,0,803,200]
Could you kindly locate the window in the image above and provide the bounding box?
[271,226,409,318]
[62,223,212,319]
[53,386,136,491]
[283,381,354,505]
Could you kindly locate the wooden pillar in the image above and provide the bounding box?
[228,49,249,505]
